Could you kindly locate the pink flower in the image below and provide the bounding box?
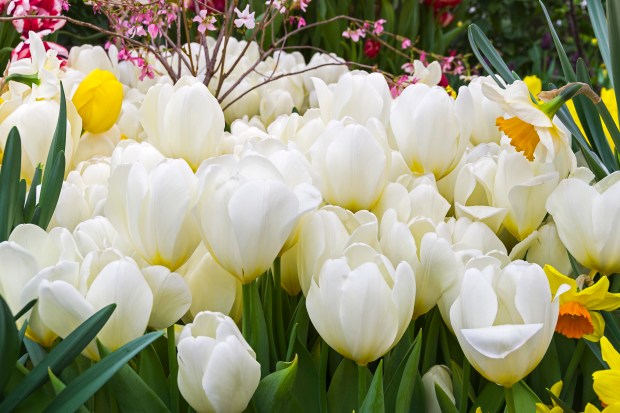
[372,19,386,36]
[401,38,411,49]
[401,62,415,74]
[292,0,311,11]
[7,0,67,35]
[297,17,306,28]
[234,5,255,30]
[11,37,68,64]
[266,0,286,13]
[193,10,216,34]
[342,28,365,42]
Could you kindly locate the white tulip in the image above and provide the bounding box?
[391,84,472,179]
[105,158,200,271]
[525,221,572,276]
[306,243,415,365]
[177,311,260,413]
[450,261,567,387]
[109,139,165,173]
[466,77,504,145]
[546,171,620,274]
[422,365,455,413]
[140,76,225,170]
[195,154,321,284]
[310,118,390,211]
[68,44,116,76]
[73,216,119,256]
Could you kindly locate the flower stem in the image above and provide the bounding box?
[504,386,516,413]
[167,325,180,413]
[272,257,286,358]
[560,338,585,400]
[358,364,367,408]
[242,282,252,342]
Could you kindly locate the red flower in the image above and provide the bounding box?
[7,0,67,35]
[364,39,381,59]
[438,11,454,27]
[11,38,68,65]
[424,0,462,10]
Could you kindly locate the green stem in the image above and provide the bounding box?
[560,339,585,400]
[272,257,286,358]
[167,325,180,413]
[358,364,367,408]
[459,357,470,413]
[242,282,252,342]
[504,386,516,413]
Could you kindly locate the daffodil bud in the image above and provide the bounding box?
[72,69,123,134]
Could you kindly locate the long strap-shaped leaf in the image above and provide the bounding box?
[608,0,620,106]
[0,127,22,242]
[587,0,611,80]
[43,331,165,413]
[0,304,116,412]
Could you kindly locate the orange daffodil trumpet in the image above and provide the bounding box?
[545,265,620,341]
[482,79,589,162]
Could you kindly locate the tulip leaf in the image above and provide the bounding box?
[287,334,320,413]
[13,178,25,228]
[0,127,22,242]
[602,311,620,350]
[23,165,42,223]
[469,381,504,413]
[13,299,37,322]
[435,383,459,413]
[0,304,116,413]
[539,0,577,82]
[287,296,309,345]
[248,279,270,378]
[253,355,301,413]
[587,0,611,80]
[24,338,47,367]
[0,295,19,395]
[547,390,576,413]
[328,358,369,413]
[43,82,67,183]
[137,344,170,406]
[359,360,384,413]
[36,151,65,230]
[98,341,170,413]
[422,309,441,373]
[395,330,423,412]
[608,0,620,97]
[511,381,541,413]
[42,330,164,413]
[468,24,515,86]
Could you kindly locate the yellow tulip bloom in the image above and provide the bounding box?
[72,69,123,134]
[592,337,620,410]
[545,265,620,341]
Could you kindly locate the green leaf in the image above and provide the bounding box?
[36,151,65,230]
[288,335,320,413]
[328,358,367,413]
[23,166,42,223]
[468,24,515,86]
[608,0,620,99]
[422,309,441,373]
[587,0,611,79]
[13,299,36,322]
[253,355,300,413]
[0,295,19,394]
[435,383,458,413]
[469,381,504,413]
[539,0,577,83]
[137,344,170,406]
[0,127,22,242]
[42,331,164,413]
[0,304,116,412]
[359,360,384,413]
[395,330,423,412]
[24,338,47,367]
[547,390,576,413]
[249,279,270,378]
[512,380,541,413]
[98,342,170,413]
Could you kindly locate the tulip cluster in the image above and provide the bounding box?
[1,29,619,413]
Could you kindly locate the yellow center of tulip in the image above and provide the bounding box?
[556,301,594,339]
[496,116,539,160]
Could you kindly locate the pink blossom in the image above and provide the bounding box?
[372,19,386,36]
[193,10,216,34]
[234,5,255,30]
[7,0,67,35]
[297,17,306,28]
[266,0,286,13]
[11,37,68,64]
[401,38,411,49]
[342,28,366,42]
[401,62,415,74]
[293,0,311,11]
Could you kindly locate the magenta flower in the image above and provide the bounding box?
[401,38,411,49]
[372,19,386,36]
[342,28,366,42]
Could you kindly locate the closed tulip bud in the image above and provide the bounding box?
[73,216,118,256]
[68,44,116,76]
[310,118,390,211]
[72,69,123,134]
[466,77,504,145]
[306,243,415,365]
[105,158,201,271]
[195,154,321,284]
[140,76,225,169]
[390,84,472,179]
[450,261,567,387]
[546,171,620,274]
[177,311,261,413]
[422,365,455,413]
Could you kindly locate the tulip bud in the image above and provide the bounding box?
[72,69,123,134]
[422,365,455,413]
[177,311,261,413]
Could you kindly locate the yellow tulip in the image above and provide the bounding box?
[545,265,620,341]
[72,69,123,134]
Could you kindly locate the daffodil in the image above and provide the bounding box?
[545,265,620,341]
[566,87,618,152]
[524,75,542,97]
[535,380,563,413]
[591,337,620,411]
[482,79,583,162]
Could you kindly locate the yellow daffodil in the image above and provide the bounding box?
[524,75,543,97]
[592,337,620,411]
[535,380,563,413]
[72,69,123,134]
[545,265,620,341]
[566,87,618,152]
